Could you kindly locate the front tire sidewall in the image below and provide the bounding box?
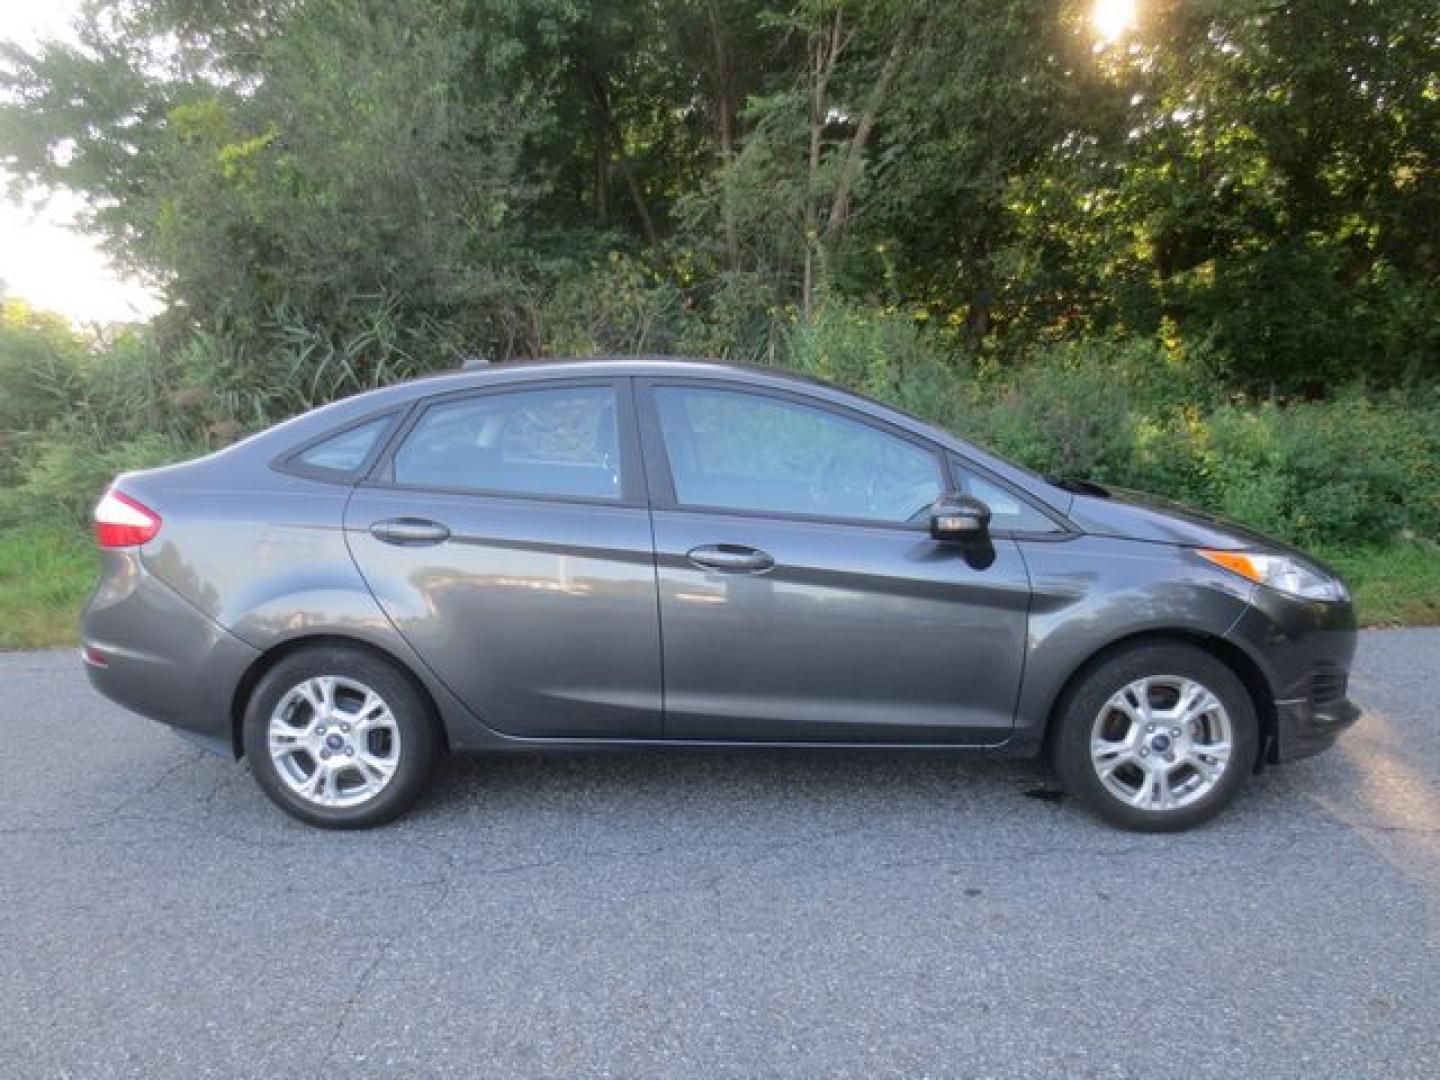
[243,647,438,829]
[1053,644,1258,833]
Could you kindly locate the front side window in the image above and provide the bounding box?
[393,386,620,500]
[654,386,943,522]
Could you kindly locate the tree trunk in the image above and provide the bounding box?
[589,72,611,221]
[803,10,847,318]
[596,133,609,221]
[586,65,659,249]
[825,23,911,239]
[707,3,739,270]
[621,161,660,250]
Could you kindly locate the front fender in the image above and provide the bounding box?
[1012,536,1255,752]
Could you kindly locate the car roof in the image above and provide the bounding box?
[222,357,837,466]
[413,356,829,394]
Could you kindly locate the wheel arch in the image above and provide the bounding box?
[229,634,450,759]
[1039,629,1277,768]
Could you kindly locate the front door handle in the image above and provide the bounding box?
[686,544,775,574]
[370,518,451,546]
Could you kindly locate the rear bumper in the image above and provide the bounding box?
[81,551,259,756]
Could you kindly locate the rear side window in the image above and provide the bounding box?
[392,386,620,500]
[292,415,393,475]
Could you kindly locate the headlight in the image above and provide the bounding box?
[1198,549,1349,602]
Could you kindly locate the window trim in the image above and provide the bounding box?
[634,377,950,531]
[272,408,404,484]
[365,377,645,508]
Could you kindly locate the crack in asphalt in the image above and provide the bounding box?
[102,747,211,818]
[313,847,460,1076]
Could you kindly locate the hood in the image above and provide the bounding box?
[1057,479,1290,552]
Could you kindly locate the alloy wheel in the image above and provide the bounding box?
[267,676,402,808]
[1089,675,1234,812]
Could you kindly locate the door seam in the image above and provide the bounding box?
[628,375,670,737]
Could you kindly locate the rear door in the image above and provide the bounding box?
[345,378,662,738]
[638,378,1032,744]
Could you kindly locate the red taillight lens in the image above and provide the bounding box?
[94,489,162,548]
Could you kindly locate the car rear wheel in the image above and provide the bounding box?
[243,646,439,828]
[1052,643,1258,832]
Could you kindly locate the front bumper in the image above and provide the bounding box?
[81,550,259,757]
[1275,695,1361,762]
[1225,582,1359,765]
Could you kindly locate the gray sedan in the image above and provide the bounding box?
[82,359,1358,830]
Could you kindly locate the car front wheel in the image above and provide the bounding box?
[1052,643,1258,832]
[243,645,440,828]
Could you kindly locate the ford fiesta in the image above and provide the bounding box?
[81,359,1358,831]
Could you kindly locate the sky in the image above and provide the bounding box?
[0,0,162,324]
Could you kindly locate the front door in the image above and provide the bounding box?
[638,379,1031,744]
[345,379,662,739]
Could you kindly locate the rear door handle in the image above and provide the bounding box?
[686,544,775,574]
[370,518,451,546]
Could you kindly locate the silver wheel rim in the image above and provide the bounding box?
[268,676,401,809]
[1090,675,1233,812]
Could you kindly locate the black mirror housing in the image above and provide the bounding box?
[930,494,991,542]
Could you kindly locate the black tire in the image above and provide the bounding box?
[1051,642,1258,832]
[243,645,440,829]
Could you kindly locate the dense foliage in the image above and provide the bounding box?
[1,1,1438,567]
[4,296,1438,555]
[2,0,1436,384]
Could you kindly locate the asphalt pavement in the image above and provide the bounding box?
[2,630,1439,1079]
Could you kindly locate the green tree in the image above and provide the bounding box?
[2,0,547,367]
[1005,0,1440,387]
[3,0,1437,390]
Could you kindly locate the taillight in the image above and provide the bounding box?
[94,489,162,548]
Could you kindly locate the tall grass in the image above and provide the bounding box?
[0,523,96,649]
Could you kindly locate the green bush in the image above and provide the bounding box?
[0,428,204,529]
[766,308,1440,549]
[173,294,458,436]
[781,303,976,431]
[0,300,89,437]
[537,252,691,358]
[1203,392,1440,546]
[4,287,1438,554]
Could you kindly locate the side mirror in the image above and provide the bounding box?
[930,494,991,543]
